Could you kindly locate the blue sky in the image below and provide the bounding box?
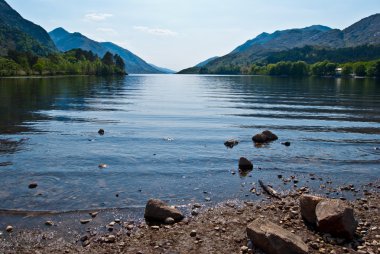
[7,0,380,71]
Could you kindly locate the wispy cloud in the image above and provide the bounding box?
[84,12,113,22]
[133,26,177,36]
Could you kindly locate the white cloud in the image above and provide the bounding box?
[133,26,177,36]
[84,12,113,22]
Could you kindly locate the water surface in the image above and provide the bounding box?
[0,75,379,212]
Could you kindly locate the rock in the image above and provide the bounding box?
[252,130,278,143]
[6,225,13,232]
[106,235,116,243]
[98,129,105,135]
[247,218,308,254]
[190,230,197,237]
[45,221,54,226]
[252,133,268,143]
[80,219,91,224]
[315,199,358,240]
[144,199,184,222]
[164,217,175,224]
[282,142,291,146]
[28,182,38,189]
[300,194,324,225]
[89,212,98,218]
[238,157,253,171]
[262,130,278,141]
[191,209,199,216]
[98,163,108,168]
[224,139,239,148]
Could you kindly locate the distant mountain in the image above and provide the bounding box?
[148,63,176,74]
[195,56,219,67]
[0,0,57,56]
[179,14,380,73]
[49,27,166,74]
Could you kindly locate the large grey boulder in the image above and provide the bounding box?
[144,199,184,222]
[300,194,324,224]
[247,218,309,254]
[315,199,357,240]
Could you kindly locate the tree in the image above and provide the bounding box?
[114,54,125,70]
[102,52,114,66]
[354,64,366,77]
[373,61,380,78]
[341,64,353,76]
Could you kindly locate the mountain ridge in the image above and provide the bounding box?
[181,13,380,73]
[49,27,170,74]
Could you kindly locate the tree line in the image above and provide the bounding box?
[183,60,380,77]
[0,49,126,76]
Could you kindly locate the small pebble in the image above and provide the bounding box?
[190,230,197,237]
[80,219,91,224]
[45,221,54,226]
[6,225,13,232]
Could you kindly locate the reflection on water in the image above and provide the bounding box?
[0,75,379,212]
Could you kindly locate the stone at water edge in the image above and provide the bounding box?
[299,194,324,225]
[246,218,309,254]
[144,199,184,222]
[238,157,253,171]
[315,199,358,240]
[6,225,13,232]
[224,139,239,148]
[252,133,268,143]
[262,130,278,141]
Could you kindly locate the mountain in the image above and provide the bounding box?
[0,0,57,56]
[180,14,380,73]
[195,56,219,67]
[49,27,166,74]
[148,63,176,74]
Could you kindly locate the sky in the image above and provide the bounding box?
[7,0,380,71]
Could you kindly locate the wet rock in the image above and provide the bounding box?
[315,199,358,240]
[28,182,38,189]
[282,142,291,146]
[98,129,105,135]
[238,157,253,171]
[252,133,268,143]
[252,130,278,143]
[6,225,13,232]
[98,163,108,169]
[144,199,184,222]
[300,194,324,225]
[224,139,239,148]
[247,218,308,254]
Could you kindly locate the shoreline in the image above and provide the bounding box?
[1,180,379,253]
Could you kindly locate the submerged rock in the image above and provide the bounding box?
[282,142,291,146]
[144,199,184,223]
[98,129,105,135]
[315,199,358,240]
[252,130,278,143]
[224,139,239,148]
[28,182,38,189]
[247,218,308,254]
[238,157,253,171]
[299,194,324,225]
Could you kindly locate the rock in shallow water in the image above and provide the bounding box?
[252,130,278,143]
[144,199,184,223]
[224,139,239,148]
[247,218,308,254]
[316,199,358,240]
[28,182,38,189]
[238,157,253,171]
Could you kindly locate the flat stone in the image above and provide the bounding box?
[247,218,308,254]
[299,194,324,224]
[80,219,91,224]
[315,199,358,240]
[144,199,184,222]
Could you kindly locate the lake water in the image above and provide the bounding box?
[0,75,379,212]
